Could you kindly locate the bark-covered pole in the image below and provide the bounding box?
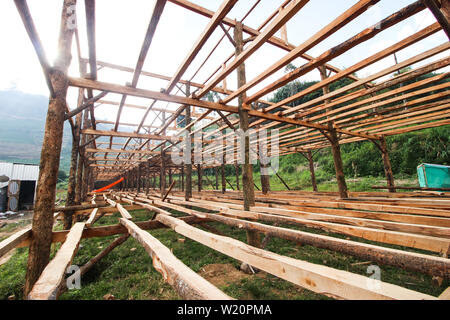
[74,64,87,204]
[221,129,226,194]
[259,127,270,195]
[328,122,348,199]
[23,0,76,297]
[260,162,270,195]
[379,136,396,193]
[307,150,318,192]
[74,120,84,202]
[81,118,91,200]
[235,21,260,248]
[160,111,166,198]
[64,88,84,229]
[137,164,142,193]
[215,167,219,190]
[185,83,192,200]
[197,164,202,192]
[146,162,151,194]
[181,166,185,192]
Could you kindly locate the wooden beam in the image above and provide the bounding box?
[69,77,380,141]
[119,218,231,299]
[167,0,362,83]
[151,197,450,278]
[155,213,436,300]
[246,0,426,103]
[0,228,31,259]
[222,0,380,104]
[28,223,85,300]
[84,0,97,79]
[423,0,450,39]
[113,0,167,132]
[195,0,310,98]
[165,0,238,92]
[14,0,54,96]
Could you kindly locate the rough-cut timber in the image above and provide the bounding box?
[155,213,436,300]
[120,218,231,300]
[28,222,85,300]
[22,0,77,297]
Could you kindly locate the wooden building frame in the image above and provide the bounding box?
[1,0,450,300]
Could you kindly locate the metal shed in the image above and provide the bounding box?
[0,162,39,212]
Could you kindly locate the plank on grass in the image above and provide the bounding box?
[85,208,98,227]
[28,222,86,300]
[119,218,231,300]
[117,203,133,219]
[0,228,31,258]
[0,212,60,258]
[155,214,437,300]
[151,198,450,278]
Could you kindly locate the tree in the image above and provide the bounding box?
[58,170,68,182]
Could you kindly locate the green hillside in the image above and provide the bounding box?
[0,90,72,171]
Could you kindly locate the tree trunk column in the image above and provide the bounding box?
[24,0,76,297]
[379,136,396,193]
[215,167,219,190]
[235,21,259,248]
[137,165,142,193]
[181,167,185,192]
[306,150,318,192]
[328,123,348,199]
[184,83,192,201]
[197,164,202,192]
[221,130,226,194]
[65,88,84,229]
[260,162,270,195]
[160,110,166,198]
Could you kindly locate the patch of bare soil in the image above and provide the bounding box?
[3,210,33,223]
[198,263,265,288]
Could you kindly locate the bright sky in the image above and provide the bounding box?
[0,0,448,134]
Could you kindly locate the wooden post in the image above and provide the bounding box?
[146,163,150,194]
[441,0,450,21]
[221,129,226,194]
[160,110,166,198]
[306,150,318,192]
[379,136,396,193]
[169,168,173,186]
[160,154,166,198]
[185,83,192,201]
[65,88,84,229]
[81,117,91,200]
[260,162,270,195]
[197,164,202,192]
[74,147,83,203]
[137,165,142,193]
[327,123,348,199]
[235,21,260,248]
[234,163,240,190]
[215,167,219,190]
[181,166,185,192]
[23,0,76,297]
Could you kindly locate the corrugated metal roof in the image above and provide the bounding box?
[0,162,39,181]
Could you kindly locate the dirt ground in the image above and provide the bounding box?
[198,263,266,288]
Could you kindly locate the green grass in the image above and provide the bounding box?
[0,205,447,300]
[192,169,418,193]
